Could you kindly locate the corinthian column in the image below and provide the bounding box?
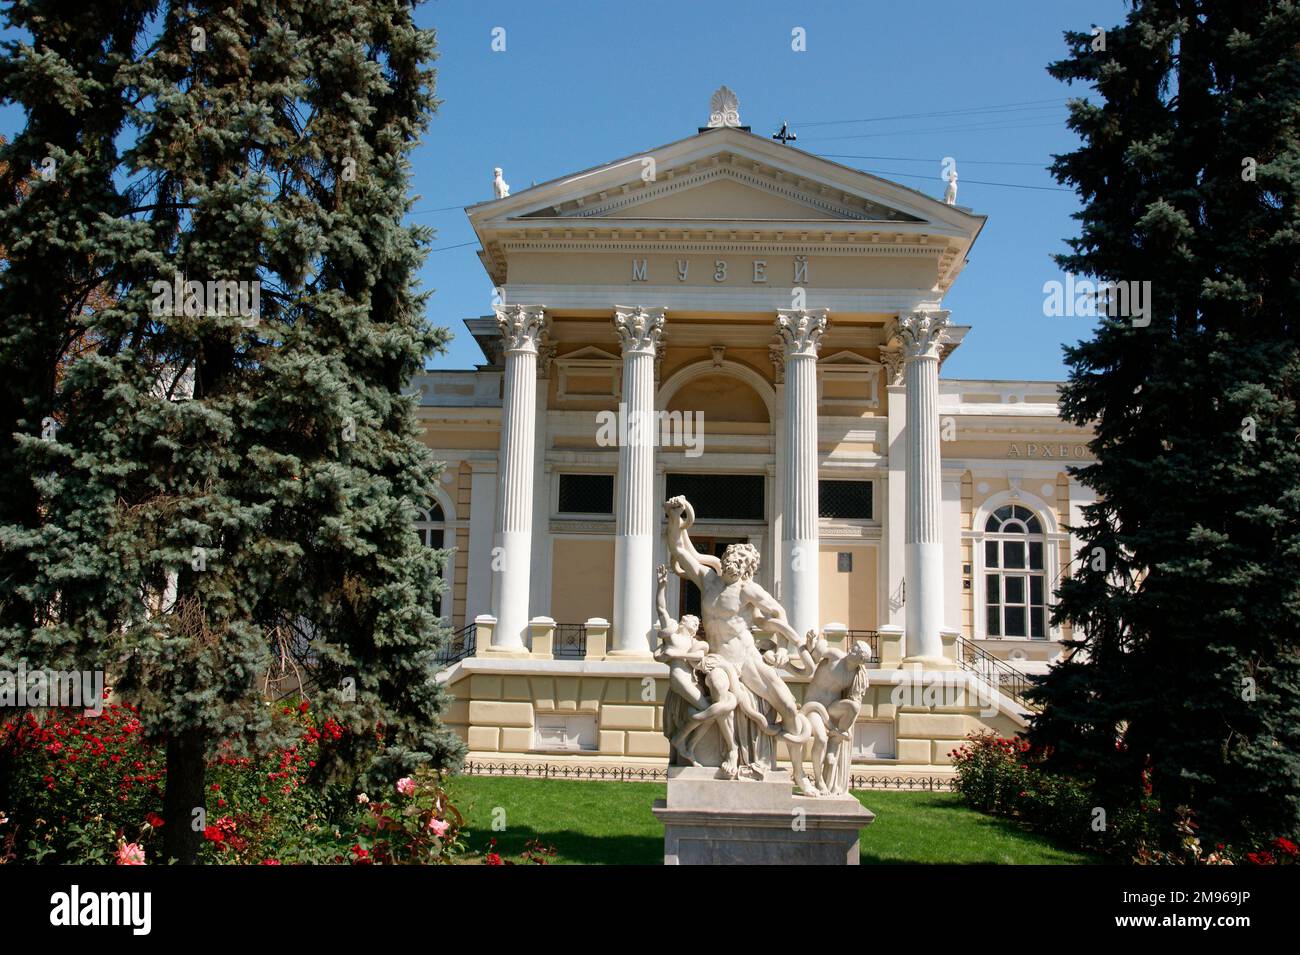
[776,308,828,640]
[611,306,665,656]
[887,308,950,663]
[490,304,548,653]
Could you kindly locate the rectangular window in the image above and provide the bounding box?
[1029,541,1044,570]
[557,473,614,515]
[987,606,1001,637]
[985,540,999,568]
[665,473,764,521]
[818,480,873,520]
[1004,540,1026,569]
[1005,575,1026,604]
[1005,606,1027,637]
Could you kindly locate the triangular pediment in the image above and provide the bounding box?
[557,345,620,362]
[466,125,985,291]
[518,159,921,223]
[819,350,880,367]
[470,127,971,230]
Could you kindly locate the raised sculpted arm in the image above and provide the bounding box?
[663,496,712,586]
[655,564,673,635]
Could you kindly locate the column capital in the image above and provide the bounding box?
[612,306,666,355]
[494,304,548,355]
[768,339,786,384]
[775,308,829,358]
[886,308,951,361]
[879,344,905,387]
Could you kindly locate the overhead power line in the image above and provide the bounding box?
[792,98,1066,128]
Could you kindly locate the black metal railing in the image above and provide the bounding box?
[553,623,588,659]
[461,760,954,791]
[436,623,476,668]
[956,636,1040,711]
[843,629,880,662]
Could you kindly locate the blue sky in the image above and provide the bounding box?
[2,0,1128,381]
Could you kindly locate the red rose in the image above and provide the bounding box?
[203,826,224,843]
[485,853,503,866]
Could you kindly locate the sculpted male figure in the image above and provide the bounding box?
[663,496,817,795]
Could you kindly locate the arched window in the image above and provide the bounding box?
[983,504,1048,639]
[416,503,448,620]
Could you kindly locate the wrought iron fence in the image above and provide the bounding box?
[956,636,1040,711]
[436,623,476,668]
[843,629,880,661]
[461,760,953,791]
[553,623,588,659]
[463,760,667,782]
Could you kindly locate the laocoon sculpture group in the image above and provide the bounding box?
[657,496,873,797]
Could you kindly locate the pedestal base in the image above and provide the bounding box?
[651,766,874,865]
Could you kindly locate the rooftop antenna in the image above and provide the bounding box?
[772,121,797,145]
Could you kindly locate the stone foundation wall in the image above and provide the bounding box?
[442,659,1027,773]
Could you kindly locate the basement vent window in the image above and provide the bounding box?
[533,714,598,752]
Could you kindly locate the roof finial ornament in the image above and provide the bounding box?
[492,166,510,199]
[706,86,741,128]
[772,120,797,145]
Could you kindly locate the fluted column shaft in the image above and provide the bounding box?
[891,309,950,661]
[492,305,547,650]
[612,307,665,655]
[776,309,827,640]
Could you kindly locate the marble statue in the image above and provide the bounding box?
[662,495,823,795]
[798,636,873,795]
[492,166,510,199]
[943,167,958,205]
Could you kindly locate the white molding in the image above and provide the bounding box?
[657,357,777,421]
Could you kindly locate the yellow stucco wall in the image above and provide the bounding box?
[550,538,616,624]
[818,544,878,630]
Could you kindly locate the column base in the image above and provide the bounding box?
[900,654,958,670]
[478,645,533,660]
[603,648,655,662]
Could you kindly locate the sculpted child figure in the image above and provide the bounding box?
[799,636,873,794]
[662,496,817,795]
[653,564,720,764]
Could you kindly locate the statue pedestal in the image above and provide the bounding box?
[651,766,875,865]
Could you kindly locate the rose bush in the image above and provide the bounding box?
[1,697,543,865]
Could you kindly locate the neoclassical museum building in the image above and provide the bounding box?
[414,94,1094,775]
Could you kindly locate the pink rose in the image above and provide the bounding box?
[428,818,450,837]
[396,776,416,797]
[116,842,145,866]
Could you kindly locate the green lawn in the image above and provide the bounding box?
[446,775,1098,865]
